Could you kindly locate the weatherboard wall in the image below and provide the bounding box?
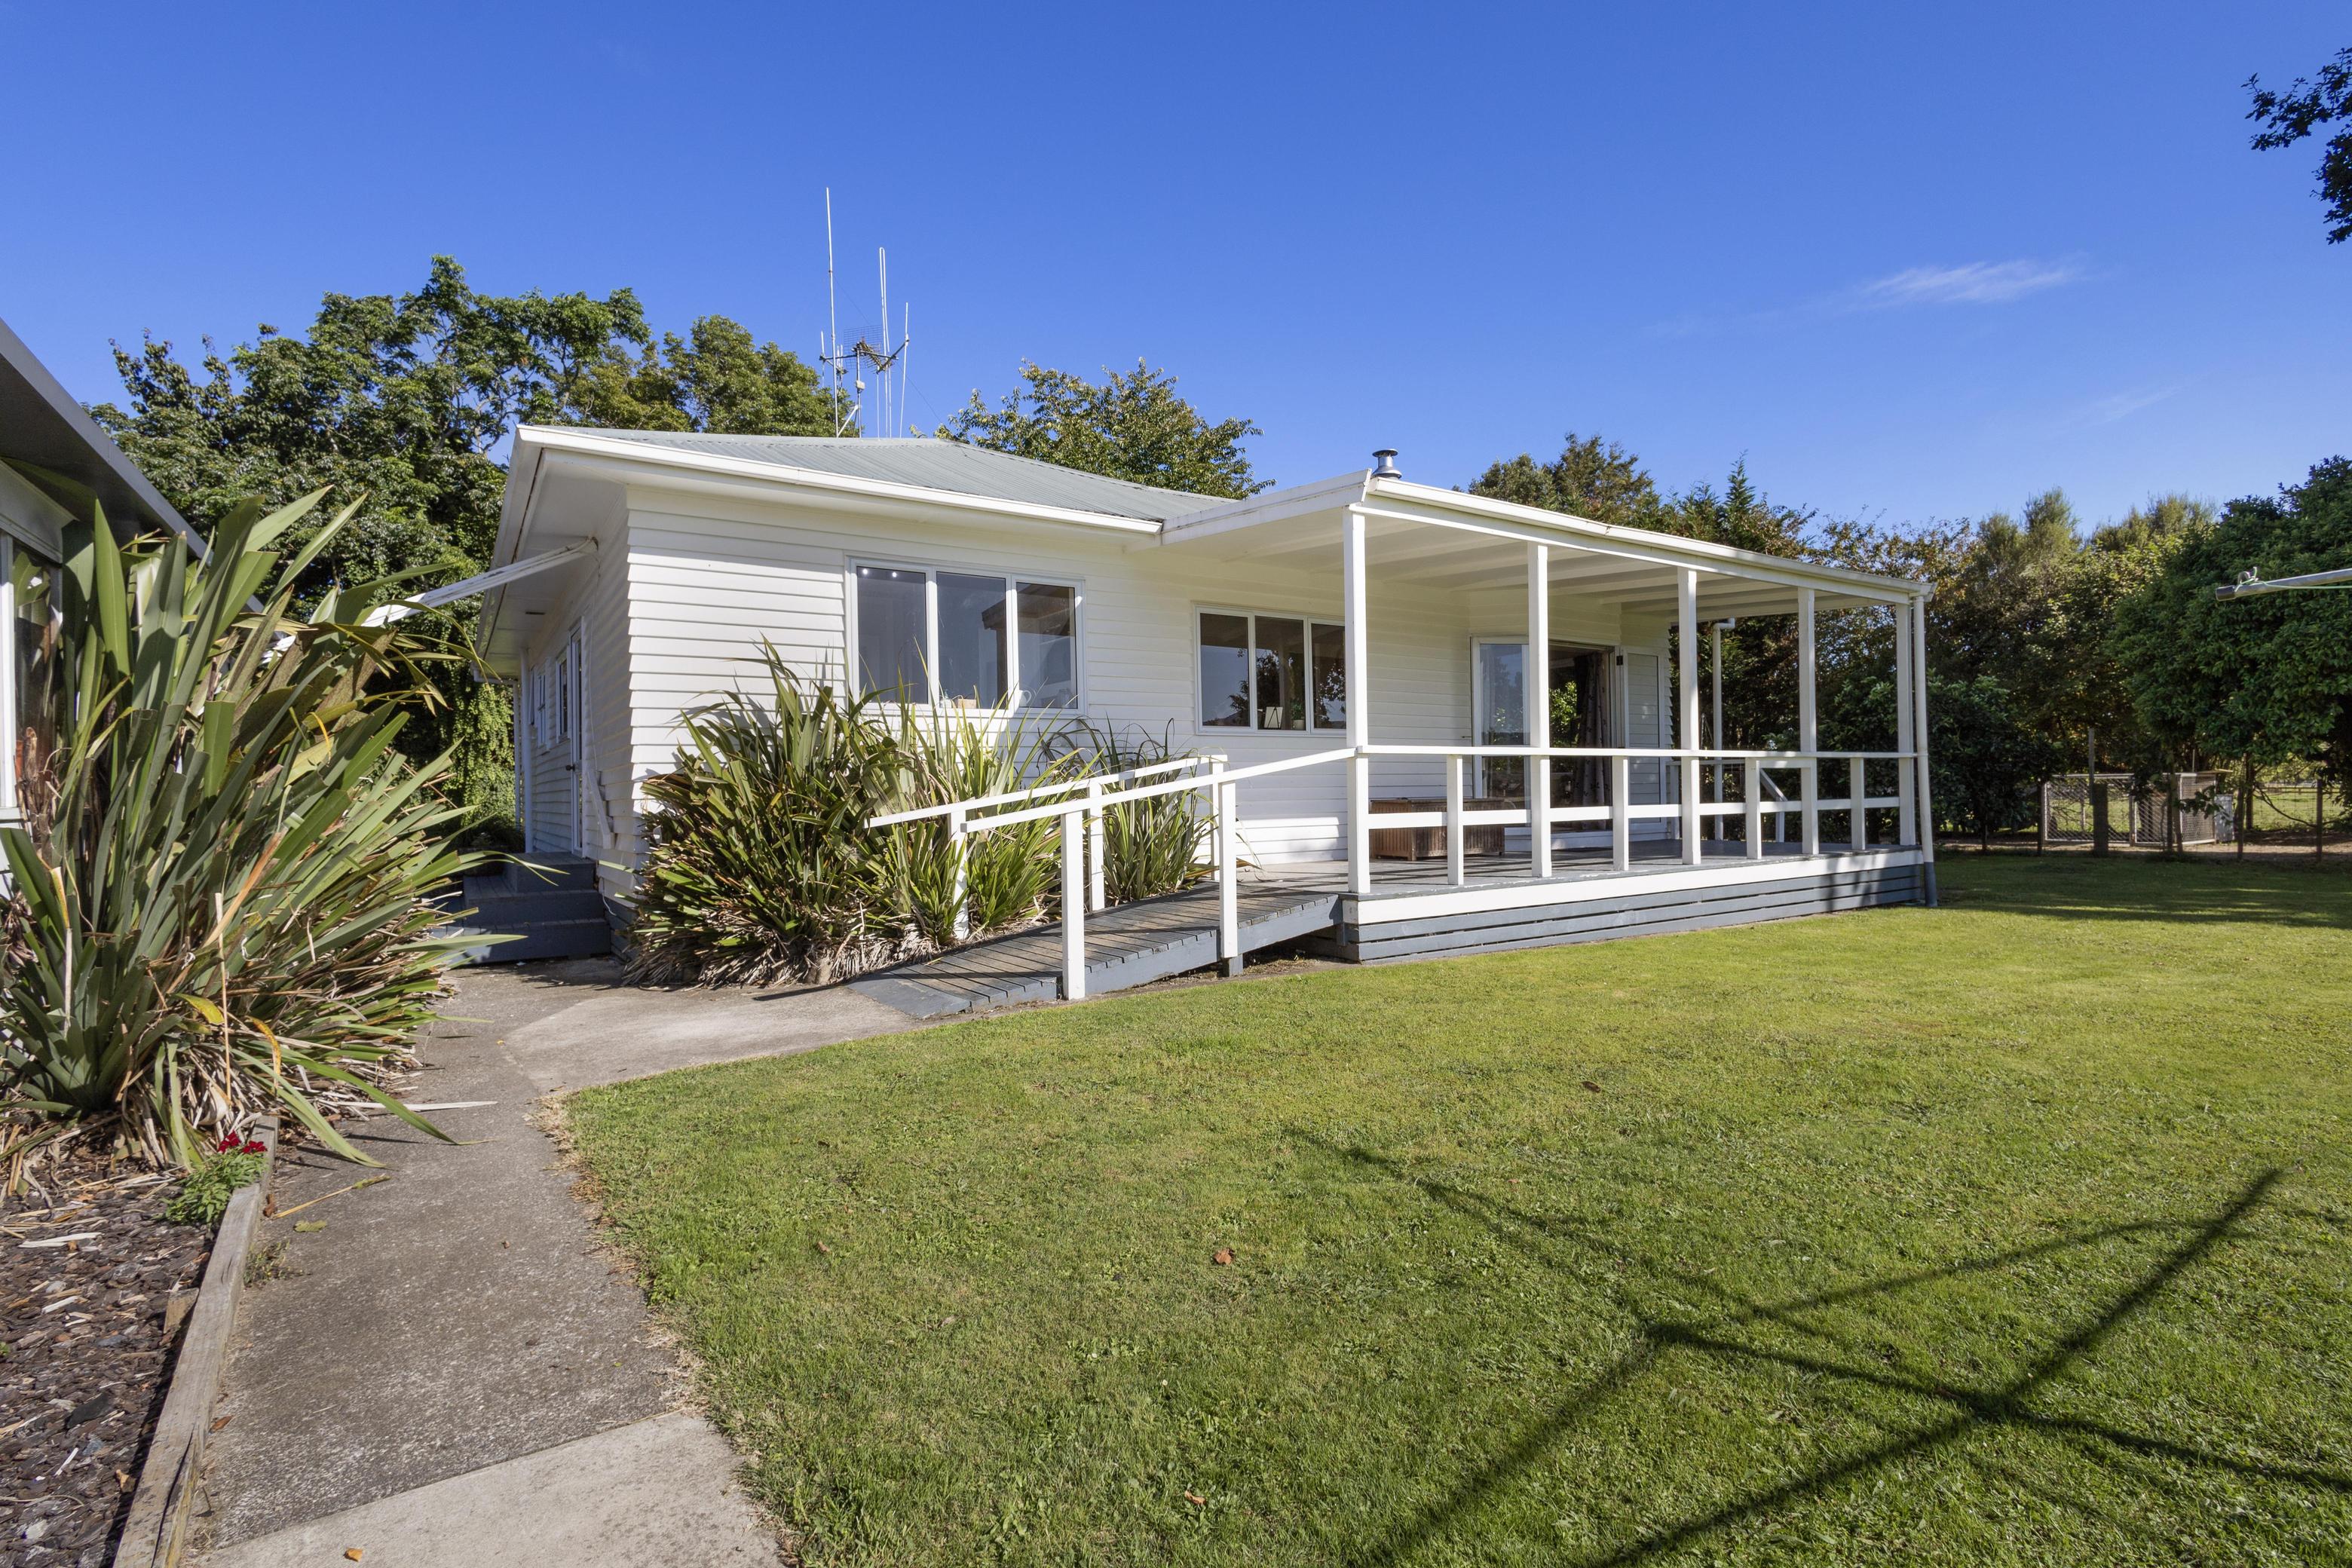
[602,479,1658,884]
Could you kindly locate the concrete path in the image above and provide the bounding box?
[194,960,916,1565]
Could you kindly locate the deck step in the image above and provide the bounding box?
[850,880,1339,1018]
[435,853,612,965]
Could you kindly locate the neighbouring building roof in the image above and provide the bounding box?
[0,313,201,556]
[578,430,1238,523]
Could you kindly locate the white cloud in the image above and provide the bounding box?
[1852,259,2084,308]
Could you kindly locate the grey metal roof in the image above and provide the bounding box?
[580,430,1236,522]
[0,313,201,556]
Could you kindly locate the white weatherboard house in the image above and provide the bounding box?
[467,428,1935,1009]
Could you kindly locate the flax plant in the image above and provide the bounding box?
[0,494,485,1174]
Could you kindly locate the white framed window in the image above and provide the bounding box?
[851,560,1080,709]
[1196,608,1346,733]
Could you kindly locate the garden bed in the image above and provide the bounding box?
[1,1156,213,1563]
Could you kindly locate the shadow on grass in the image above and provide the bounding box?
[1291,1136,2345,1566]
[1940,855,2352,929]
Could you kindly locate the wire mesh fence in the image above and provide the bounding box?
[2040,773,2231,848]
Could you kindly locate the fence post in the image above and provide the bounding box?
[1061,810,1086,999]
[1744,758,1763,859]
[949,806,970,943]
[2091,782,2111,856]
[1086,779,1107,912]
[1610,753,1631,871]
[1217,779,1240,975]
[1848,757,1867,852]
[1445,753,1465,889]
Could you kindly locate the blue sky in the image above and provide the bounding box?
[3,2,2344,529]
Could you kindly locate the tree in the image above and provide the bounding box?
[939,360,1266,498]
[90,257,836,838]
[1470,433,1665,528]
[570,314,838,436]
[2112,458,2352,784]
[1923,672,2066,847]
[2247,46,2352,243]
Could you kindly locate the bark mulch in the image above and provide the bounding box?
[2,1155,211,1567]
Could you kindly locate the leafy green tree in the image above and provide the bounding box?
[89,257,835,839]
[2112,458,2352,788]
[1471,433,1666,528]
[571,314,838,436]
[1922,672,2067,847]
[939,360,1265,498]
[2247,46,2352,243]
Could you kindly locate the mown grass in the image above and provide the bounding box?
[568,855,2352,1566]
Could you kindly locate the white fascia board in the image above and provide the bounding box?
[1363,477,1925,602]
[513,426,1165,537]
[1149,471,1375,547]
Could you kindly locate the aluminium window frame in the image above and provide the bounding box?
[846,555,1086,712]
[1192,605,1350,738]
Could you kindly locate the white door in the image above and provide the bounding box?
[558,626,583,850]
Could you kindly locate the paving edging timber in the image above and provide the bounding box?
[112,1116,279,1568]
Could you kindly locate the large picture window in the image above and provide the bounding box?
[854,562,1079,709]
[1197,608,1346,732]
[2,536,60,827]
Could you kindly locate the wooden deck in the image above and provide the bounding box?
[847,838,1927,1018]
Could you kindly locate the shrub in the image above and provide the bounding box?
[0,494,482,1172]
[623,654,1213,986]
[625,656,918,985]
[165,1135,269,1225]
[1058,723,1208,904]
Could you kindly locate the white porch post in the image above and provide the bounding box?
[1849,757,1867,850]
[1797,585,1821,856]
[1677,568,1702,865]
[1444,753,1465,888]
[1609,753,1631,871]
[1894,599,1918,847]
[1744,757,1764,859]
[1527,542,1551,879]
[1911,593,1938,905]
[1343,508,1372,896]
[1217,777,1240,975]
[1709,619,1725,841]
[1060,810,1086,1000]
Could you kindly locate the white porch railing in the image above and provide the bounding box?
[865,743,1922,1002]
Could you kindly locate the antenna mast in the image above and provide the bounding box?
[816,198,911,438]
[823,189,844,436]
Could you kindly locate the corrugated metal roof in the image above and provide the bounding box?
[580,431,1235,522]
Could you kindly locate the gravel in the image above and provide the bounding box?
[2,1156,212,1567]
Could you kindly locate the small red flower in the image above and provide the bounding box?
[241,1140,266,1155]
[216,1135,241,1152]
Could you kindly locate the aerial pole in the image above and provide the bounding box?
[824,188,844,435]
[877,247,891,439]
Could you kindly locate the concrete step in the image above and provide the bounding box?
[453,890,610,929]
[462,855,600,901]
[443,917,613,966]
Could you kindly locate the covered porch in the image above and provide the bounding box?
[866,465,1935,1007]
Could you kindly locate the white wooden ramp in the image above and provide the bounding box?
[848,879,1340,1018]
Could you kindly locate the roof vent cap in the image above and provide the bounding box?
[1371,448,1402,480]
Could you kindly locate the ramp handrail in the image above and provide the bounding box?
[862,743,1921,1003]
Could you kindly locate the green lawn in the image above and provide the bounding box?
[568,856,2352,1566]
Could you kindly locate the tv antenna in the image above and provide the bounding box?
[817,193,913,438]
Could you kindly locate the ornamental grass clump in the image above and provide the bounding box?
[623,652,1211,987]
[0,493,483,1176]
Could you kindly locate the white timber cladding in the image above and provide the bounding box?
[516,507,631,888]
[614,486,1659,871]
